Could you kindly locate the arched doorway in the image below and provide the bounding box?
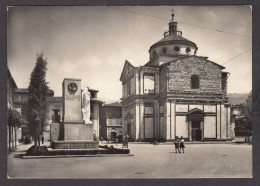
[188,108,204,141]
[110,128,117,141]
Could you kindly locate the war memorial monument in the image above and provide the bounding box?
[50,78,99,149]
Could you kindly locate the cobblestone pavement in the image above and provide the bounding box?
[7,143,252,178]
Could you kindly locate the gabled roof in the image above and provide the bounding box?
[7,67,18,89]
[188,108,204,115]
[160,55,225,70]
[119,60,135,81]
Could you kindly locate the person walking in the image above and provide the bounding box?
[41,136,44,144]
[125,134,129,148]
[180,136,185,153]
[174,136,180,153]
[122,135,126,148]
[115,138,118,146]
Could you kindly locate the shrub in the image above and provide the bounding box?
[99,145,108,149]
[26,145,48,156]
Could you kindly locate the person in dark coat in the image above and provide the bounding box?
[180,136,185,153]
[174,136,180,153]
[115,138,118,146]
[122,136,126,148]
[41,136,44,144]
[125,134,129,148]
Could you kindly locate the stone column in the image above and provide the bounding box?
[135,102,140,141]
[139,102,144,139]
[189,121,192,141]
[166,100,171,140]
[170,101,175,139]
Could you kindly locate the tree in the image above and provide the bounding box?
[26,53,49,147]
[241,90,252,123]
[235,91,252,138]
[8,108,26,151]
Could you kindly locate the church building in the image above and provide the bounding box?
[120,13,231,142]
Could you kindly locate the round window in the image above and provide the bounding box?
[186,47,191,54]
[162,47,167,54]
[173,46,180,54]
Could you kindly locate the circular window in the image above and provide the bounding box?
[162,47,167,54]
[173,46,180,54]
[186,47,191,54]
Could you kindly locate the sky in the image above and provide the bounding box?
[7,6,252,102]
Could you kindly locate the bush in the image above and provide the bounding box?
[26,145,48,156]
[99,145,108,149]
[25,145,130,156]
[106,148,130,154]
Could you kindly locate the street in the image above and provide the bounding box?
[8,143,252,178]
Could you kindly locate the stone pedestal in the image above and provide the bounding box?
[51,140,99,149]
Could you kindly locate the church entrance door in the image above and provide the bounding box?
[192,121,202,141]
[111,132,116,141]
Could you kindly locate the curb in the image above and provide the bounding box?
[22,154,134,159]
[127,142,234,145]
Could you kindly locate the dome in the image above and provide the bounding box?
[148,13,198,60]
[149,33,198,53]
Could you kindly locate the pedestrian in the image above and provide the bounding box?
[180,136,185,153]
[100,137,103,143]
[174,136,180,153]
[116,138,118,146]
[126,134,129,148]
[41,136,44,144]
[122,136,126,148]
[153,139,157,145]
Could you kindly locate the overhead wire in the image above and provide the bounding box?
[109,7,252,38]
[110,7,252,65]
[221,48,252,65]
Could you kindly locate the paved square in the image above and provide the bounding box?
[8,143,252,178]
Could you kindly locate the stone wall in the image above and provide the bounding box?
[159,66,168,99]
[168,56,222,94]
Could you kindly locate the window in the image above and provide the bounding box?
[152,50,157,58]
[191,75,199,89]
[125,77,134,97]
[162,47,167,54]
[127,81,130,96]
[144,74,155,94]
[173,46,180,54]
[186,47,191,54]
[145,106,154,115]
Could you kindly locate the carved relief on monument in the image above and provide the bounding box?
[65,82,81,101]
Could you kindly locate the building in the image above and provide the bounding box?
[7,67,18,108]
[120,13,231,142]
[99,102,122,141]
[7,67,21,150]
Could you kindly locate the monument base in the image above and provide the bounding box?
[51,140,99,149]
[64,122,93,141]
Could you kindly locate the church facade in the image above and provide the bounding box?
[120,13,231,142]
